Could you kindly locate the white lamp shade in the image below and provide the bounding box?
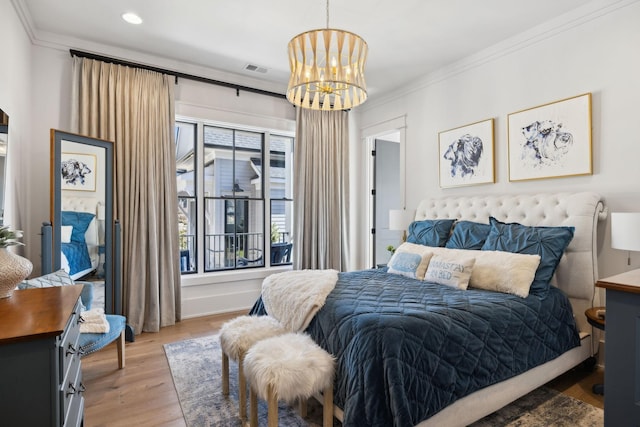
[389,209,415,231]
[611,212,640,251]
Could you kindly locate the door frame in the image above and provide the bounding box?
[362,115,407,268]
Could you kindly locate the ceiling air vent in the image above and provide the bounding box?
[244,64,268,74]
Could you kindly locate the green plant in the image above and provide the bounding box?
[387,245,395,255]
[270,223,280,243]
[0,226,24,248]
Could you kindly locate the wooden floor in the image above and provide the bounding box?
[82,312,604,426]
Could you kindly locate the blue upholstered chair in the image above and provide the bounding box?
[270,242,292,265]
[19,269,127,368]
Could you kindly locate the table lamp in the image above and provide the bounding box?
[611,212,640,265]
[389,209,415,242]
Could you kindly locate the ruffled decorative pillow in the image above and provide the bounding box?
[445,221,491,250]
[481,217,574,297]
[406,219,456,247]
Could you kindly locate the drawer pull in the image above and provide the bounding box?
[66,382,77,397]
[66,382,85,397]
[66,343,85,357]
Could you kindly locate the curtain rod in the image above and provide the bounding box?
[69,49,287,101]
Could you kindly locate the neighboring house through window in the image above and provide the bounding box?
[176,119,294,274]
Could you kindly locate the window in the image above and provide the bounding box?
[269,135,294,266]
[176,120,294,274]
[176,122,197,273]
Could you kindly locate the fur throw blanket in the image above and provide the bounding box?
[262,269,338,332]
[80,307,110,333]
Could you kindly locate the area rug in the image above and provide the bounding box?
[164,335,603,427]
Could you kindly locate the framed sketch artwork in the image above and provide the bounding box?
[508,93,592,181]
[438,118,494,188]
[60,152,97,191]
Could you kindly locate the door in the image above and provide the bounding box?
[373,135,402,267]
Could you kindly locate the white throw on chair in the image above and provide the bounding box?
[219,315,286,421]
[243,332,335,427]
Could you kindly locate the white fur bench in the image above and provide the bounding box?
[243,332,335,427]
[219,315,287,421]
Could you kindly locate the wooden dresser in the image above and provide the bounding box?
[0,285,84,426]
[596,268,640,426]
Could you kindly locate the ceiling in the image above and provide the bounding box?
[17,0,591,100]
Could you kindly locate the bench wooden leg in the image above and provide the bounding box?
[117,330,125,369]
[249,387,258,427]
[222,350,230,396]
[299,397,307,418]
[267,384,278,427]
[323,386,333,427]
[238,356,247,421]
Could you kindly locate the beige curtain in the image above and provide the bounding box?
[293,108,350,271]
[71,57,181,333]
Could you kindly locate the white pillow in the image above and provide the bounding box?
[61,225,73,243]
[427,246,541,297]
[387,243,433,280]
[425,254,475,290]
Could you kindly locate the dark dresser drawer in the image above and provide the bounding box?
[0,285,85,426]
[60,299,82,381]
[61,355,83,427]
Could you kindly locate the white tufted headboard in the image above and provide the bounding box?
[415,192,605,333]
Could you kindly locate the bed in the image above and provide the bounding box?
[251,192,606,426]
[60,195,101,279]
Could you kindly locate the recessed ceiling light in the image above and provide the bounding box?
[122,12,143,25]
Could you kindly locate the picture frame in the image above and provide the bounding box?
[60,152,97,191]
[508,93,592,182]
[438,118,494,188]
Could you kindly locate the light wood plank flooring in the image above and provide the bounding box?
[81,312,604,426]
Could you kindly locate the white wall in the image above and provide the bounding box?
[357,0,640,281]
[0,1,33,244]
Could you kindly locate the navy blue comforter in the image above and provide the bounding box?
[251,269,580,426]
[61,241,91,275]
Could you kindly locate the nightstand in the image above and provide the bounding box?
[596,269,640,425]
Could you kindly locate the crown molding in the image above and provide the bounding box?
[361,0,638,112]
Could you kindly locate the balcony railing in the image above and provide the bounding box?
[179,231,293,273]
[179,234,196,273]
[206,232,264,271]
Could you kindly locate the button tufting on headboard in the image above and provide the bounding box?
[414,192,605,334]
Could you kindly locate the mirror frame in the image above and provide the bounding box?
[0,108,8,226]
[50,129,115,312]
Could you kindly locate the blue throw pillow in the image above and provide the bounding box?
[406,219,456,247]
[61,211,95,243]
[445,221,491,250]
[481,217,574,296]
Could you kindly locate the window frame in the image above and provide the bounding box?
[176,117,294,275]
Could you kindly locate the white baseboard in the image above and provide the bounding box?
[179,268,292,319]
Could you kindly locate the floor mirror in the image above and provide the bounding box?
[0,108,8,225]
[47,129,120,314]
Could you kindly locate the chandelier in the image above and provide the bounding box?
[286,0,368,111]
